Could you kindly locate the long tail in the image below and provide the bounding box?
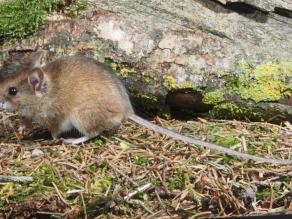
[129,114,292,165]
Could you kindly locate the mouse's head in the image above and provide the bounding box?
[0,52,46,113]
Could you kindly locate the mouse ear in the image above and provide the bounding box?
[23,51,45,68]
[28,68,44,92]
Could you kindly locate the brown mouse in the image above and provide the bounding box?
[0,52,291,165]
[0,52,133,144]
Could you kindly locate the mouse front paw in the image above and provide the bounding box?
[18,117,32,137]
[17,125,28,137]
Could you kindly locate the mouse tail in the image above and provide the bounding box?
[128,114,292,165]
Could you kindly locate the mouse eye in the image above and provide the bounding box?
[8,87,18,96]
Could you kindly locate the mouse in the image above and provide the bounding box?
[0,52,291,165]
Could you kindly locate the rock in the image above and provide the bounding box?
[1,0,292,120]
[232,183,257,208]
[215,0,292,12]
[31,149,44,158]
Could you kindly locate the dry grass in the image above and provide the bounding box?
[0,111,292,218]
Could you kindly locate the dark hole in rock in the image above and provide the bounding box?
[225,2,257,14]
[274,7,292,19]
[197,0,268,23]
[165,88,213,120]
[226,2,268,23]
[197,0,230,13]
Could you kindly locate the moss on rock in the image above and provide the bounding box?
[104,57,136,78]
[229,61,292,103]
[0,0,90,44]
[203,89,225,105]
[209,102,264,121]
[140,70,158,84]
[163,75,177,90]
[131,93,171,119]
[178,81,198,90]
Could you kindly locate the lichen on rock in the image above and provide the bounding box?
[163,75,177,90]
[104,57,136,78]
[229,61,292,103]
[209,102,264,121]
[178,81,198,90]
[203,89,225,105]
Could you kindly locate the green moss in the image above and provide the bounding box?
[209,103,264,121]
[217,68,230,77]
[208,124,241,150]
[37,163,83,192]
[14,159,22,167]
[90,177,111,195]
[131,93,171,119]
[178,81,197,89]
[0,183,41,207]
[203,89,225,105]
[132,156,151,166]
[229,61,292,102]
[2,38,16,47]
[0,162,84,207]
[167,169,188,190]
[90,138,106,148]
[104,57,136,78]
[211,131,240,148]
[257,186,282,201]
[148,178,161,186]
[0,0,90,43]
[61,0,90,18]
[141,71,158,84]
[0,0,58,41]
[163,75,177,90]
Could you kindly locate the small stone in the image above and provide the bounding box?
[31,149,44,158]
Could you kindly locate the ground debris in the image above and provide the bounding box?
[0,111,291,218]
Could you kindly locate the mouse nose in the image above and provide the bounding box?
[0,95,6,104]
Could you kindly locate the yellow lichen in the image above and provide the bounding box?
[163,75,177,90]
[104,57,135,78]
[178,81,197,89]
[119,67,135,78]
[56,47,73,55]
[141,71,158,83]
[230,61,292,102]
[203,90,225,104]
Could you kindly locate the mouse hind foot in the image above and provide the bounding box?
[63,136,92,144]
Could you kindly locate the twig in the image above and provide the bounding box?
[0,176,33,183]
[36,211,65,216]
[80,192,87,219]
[124,183,152,200]
[127,199,154,214]
[151,187,196,201]
[146,210,163,219]
[66,189,85,196]
[52,182,68,205]
[108,162,139,186]
[269,182,274,209]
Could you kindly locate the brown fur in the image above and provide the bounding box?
[0,54,133,140]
